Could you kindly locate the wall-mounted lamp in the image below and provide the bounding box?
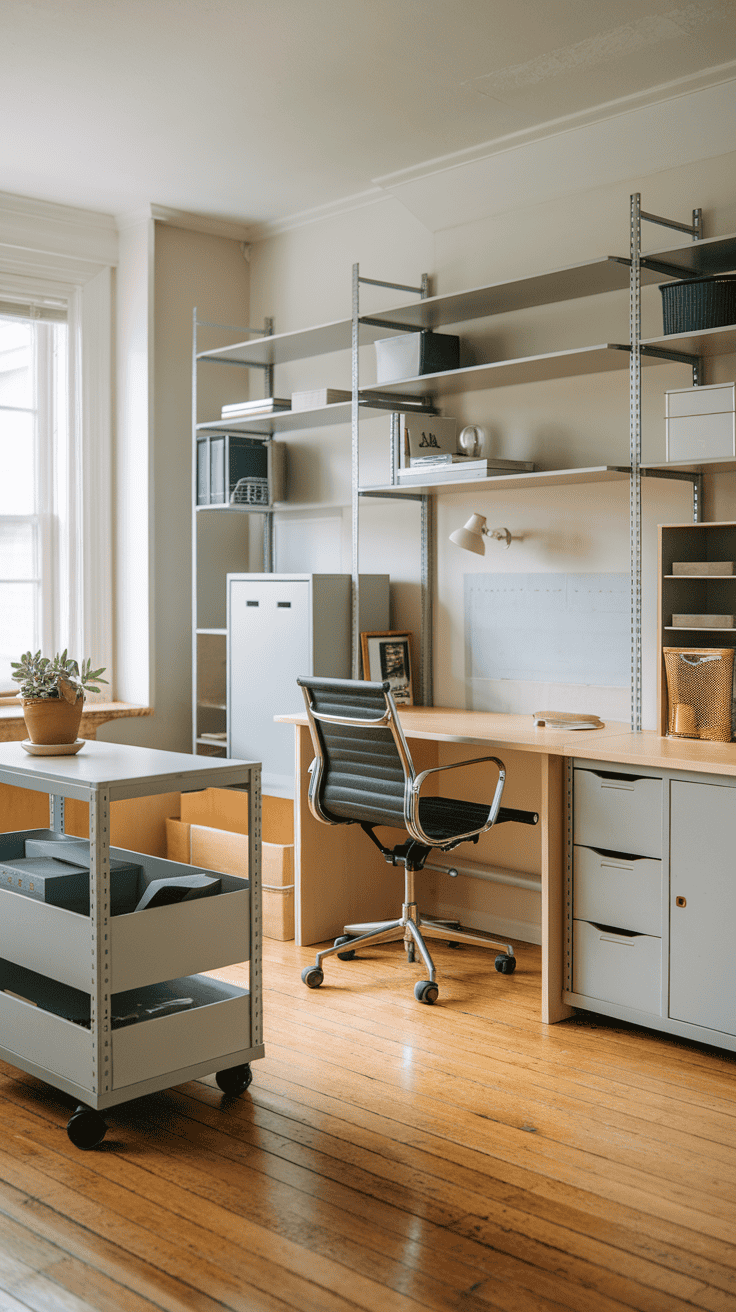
[449,514,511,555]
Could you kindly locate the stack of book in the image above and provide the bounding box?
[397,454,535,483]
[220,398,290,420]
[291,388,352,412]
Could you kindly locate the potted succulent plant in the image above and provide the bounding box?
[11,650,108,745]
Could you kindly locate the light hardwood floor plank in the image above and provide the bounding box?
[0,939,734,1311]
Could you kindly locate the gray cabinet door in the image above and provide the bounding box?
[228,579,311,794]
[669,780,736,1037]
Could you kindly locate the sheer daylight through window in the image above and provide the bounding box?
[0,309,68,693]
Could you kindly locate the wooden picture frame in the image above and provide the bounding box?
[360,631,414,705]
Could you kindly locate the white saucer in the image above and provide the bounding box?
[21,739,85,756]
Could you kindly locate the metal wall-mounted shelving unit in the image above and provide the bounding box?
[191,201,736,747]
[348,199,736,730]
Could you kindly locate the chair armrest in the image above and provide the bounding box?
[406,755,506,847]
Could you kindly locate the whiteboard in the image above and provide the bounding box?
[465,573,629,687]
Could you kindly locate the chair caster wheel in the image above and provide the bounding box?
[495,954,516,974]
[67,1106,107,1150]
[334,935,355,961]
[414,980,438,1005]
[302,965,324,989]
[406,942,415,963]
[447,941,461,949]
[216,1063,253,1095]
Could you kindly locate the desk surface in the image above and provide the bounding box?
[277,706,736,778]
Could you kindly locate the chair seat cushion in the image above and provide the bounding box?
[418,796,491,842]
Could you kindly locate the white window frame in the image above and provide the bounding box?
[0,227,114,701]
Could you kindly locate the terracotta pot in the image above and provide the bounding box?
[22,695,84,745]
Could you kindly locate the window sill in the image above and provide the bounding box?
[0,701,153,743]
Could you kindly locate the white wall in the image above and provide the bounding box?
[103,222,250,750]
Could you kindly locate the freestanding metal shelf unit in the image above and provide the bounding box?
[0,739,263,1149]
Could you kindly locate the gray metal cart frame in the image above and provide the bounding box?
[0,739,263,1148]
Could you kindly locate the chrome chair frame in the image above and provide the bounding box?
[298,678,539,1003]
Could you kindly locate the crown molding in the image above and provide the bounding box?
[244,187,388,242]
[374,61,736,193]
[115,203,251,241]
[376,72,736,234]
[0,190,117,269]
[245,62,736,242]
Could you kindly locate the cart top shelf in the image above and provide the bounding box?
[0,739,258,804]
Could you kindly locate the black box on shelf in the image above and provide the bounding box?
[197,435,269,506]
[1,843,142,916]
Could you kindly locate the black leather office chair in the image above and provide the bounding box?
[297,676,539,1004]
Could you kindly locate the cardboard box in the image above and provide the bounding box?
[167,790,294,940]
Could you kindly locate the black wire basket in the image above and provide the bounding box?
[660,273,736,335]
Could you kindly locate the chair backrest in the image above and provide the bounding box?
[297,676,413,829]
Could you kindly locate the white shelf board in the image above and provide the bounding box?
[359,257,638,332]
[196,400,391,434]
[360,465,630,497]
[197,318,391,368]
[196,628,227,635]
[641,231,736,277]
[642,456,736,476]
[664,574,736,579]
[642,323,736,359]
[665,626,736,632]
[361,343,637,398]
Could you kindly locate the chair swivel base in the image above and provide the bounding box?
[300,906,516,1004]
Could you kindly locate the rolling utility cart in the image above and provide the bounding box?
[0,739,263,1148]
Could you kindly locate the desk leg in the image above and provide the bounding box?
[541,753,573,1024]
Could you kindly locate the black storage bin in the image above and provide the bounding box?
[197,435,269,506]
[417,331,460,374]
[660,274,736,335]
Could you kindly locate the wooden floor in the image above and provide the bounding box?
[0,938,735,1312]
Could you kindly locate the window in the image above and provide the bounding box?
[0,306,70,692]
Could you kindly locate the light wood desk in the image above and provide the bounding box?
[278,706,736,1026]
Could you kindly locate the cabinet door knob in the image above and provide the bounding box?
[675,895,687,907]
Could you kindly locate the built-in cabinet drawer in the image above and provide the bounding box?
[573,846,662,937]
[573,768,662,858]
[573,920,661,1015]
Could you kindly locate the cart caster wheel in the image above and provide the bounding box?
[334,935,355,961]
[216,1063,253,1096]
[67,1106,107,1150]
[414,980,438,1005]
[302,965,324,989]
[495,954,516,974]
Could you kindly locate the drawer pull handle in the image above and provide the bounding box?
[675,896,687,908]
[600,934,635,946]
[600,861,634,872]
[600,783,635,791]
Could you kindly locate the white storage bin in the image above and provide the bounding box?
[573,846,661,936]
[573,919,661,1014]
[573,768,662,858]
[665,383,735,463]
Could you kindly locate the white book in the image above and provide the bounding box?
[291,388,351,412]
[221,398,289,416]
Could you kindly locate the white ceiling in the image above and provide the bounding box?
[2,0,735,230]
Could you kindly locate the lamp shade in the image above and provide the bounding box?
[449,513,487,555]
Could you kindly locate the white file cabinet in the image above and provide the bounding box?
[567,758,736,1053]
[0,739,263,1149]
[571,765,663,1017]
